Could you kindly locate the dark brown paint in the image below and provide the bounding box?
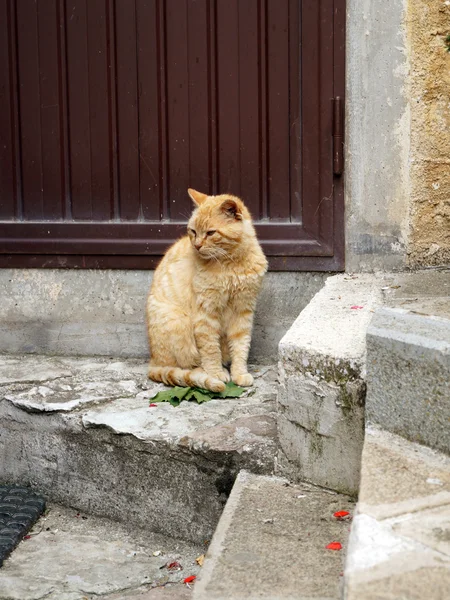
[0,0,345,271]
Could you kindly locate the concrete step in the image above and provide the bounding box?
[277,269,450,495]
[344,426,450,600]
[277,273,385,495]
[193,471,355,600]
[0,502,203,600]
[366,302,450,455]
[0,355,278,544]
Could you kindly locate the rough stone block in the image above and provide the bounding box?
[0,356,277,544]
[366,306,450,454]
[344,427,450,600]
[277,274,384,494]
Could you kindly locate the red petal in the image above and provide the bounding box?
[183,575,196,584]
[350,305,364,310]
[24,535,31,540]
[326,542,342,551]
[333,510,350,519]
[149,403,158,407]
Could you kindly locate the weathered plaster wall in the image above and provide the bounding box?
[345,0,410,272]
[407,0,450,267]
[346,0,450,272]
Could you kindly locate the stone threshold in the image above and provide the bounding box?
[0,355,278,545]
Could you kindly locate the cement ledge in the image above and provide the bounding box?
[277,273,385,494]
[193,470,354,600]
[0,355,278,544]
[366,304,450,455]
[0,270,327,364]
[278,274,388,373]
[276,270,450,494]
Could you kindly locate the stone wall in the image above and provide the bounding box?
[345,0,450,272]
[407,0,450,267]
[0,269,326,362]
[345,0,410,272]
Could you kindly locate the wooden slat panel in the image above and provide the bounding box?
[266,0,290,221]
[237,0,260,219]
[37,0,64,220]
[186,0,211,203]
[66,0,92,219]
[216,0,240,195]
[86,0,113,220]
[206,0,218,195]
[289,0,301,223]
[16,0,43,220]
[57,0,71,220]
[165,0,190,220]
[136,0,161,221]
[0,0,18,219]
[0,221,329,256]
[156,0,169,219]
[115,0,140,221]
[301,0,320,237]
[105,0,119,220]
[257,0,268,220]
[317,0,334,242]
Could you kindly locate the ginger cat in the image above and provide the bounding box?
[146,189,268,392]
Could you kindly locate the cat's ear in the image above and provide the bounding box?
[221,199,242,220]
[188,188,208,206]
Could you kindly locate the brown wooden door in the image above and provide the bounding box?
[0,0,345,270]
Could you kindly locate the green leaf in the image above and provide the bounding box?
[217,381,246,398]
[151,389,180,403]
[151,386,191,402]
[172,387,192,400]
[149,380,246,407]
[191,389,213,403]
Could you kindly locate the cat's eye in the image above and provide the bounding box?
[206,230,216,236]
[188,228,196,236]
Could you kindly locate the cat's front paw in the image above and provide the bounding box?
[210,369,230,384]
[232,372,254,387]
[205,378,226,393]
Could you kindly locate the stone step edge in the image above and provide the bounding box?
[192,470,257,599]
[343,425,450,600]
[276,273,386,495]
[193,469,354,600]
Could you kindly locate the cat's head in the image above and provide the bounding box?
[186,189,253,260]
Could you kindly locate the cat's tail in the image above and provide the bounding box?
[148,366,226,393]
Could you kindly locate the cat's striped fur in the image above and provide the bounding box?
[146,189,267,392]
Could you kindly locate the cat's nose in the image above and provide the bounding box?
[194,241,202,250]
